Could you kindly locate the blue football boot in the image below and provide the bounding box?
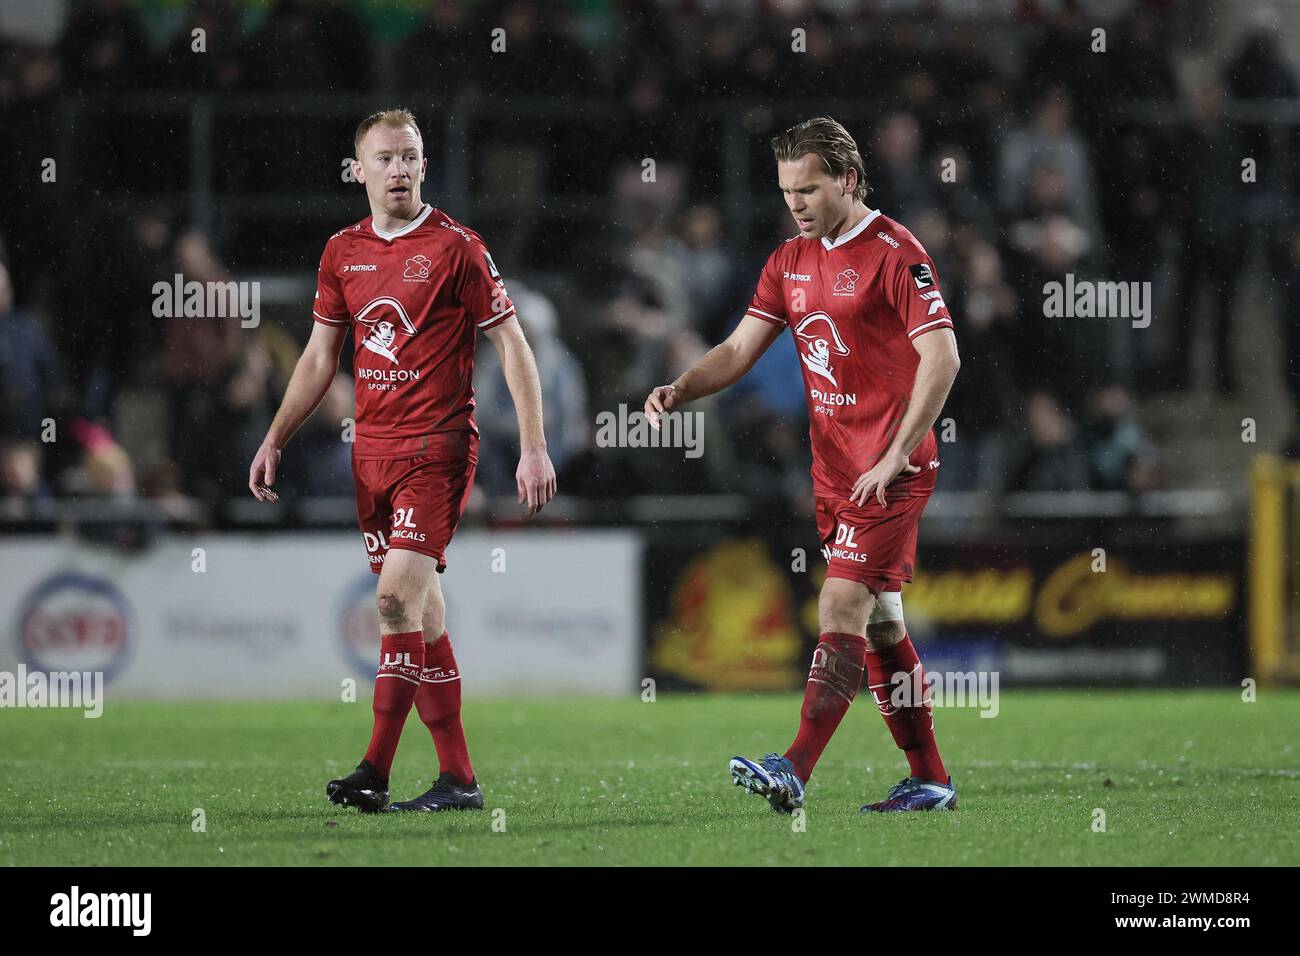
[389,772,484,812]
[860,775,957,812]
[729,752,806,814]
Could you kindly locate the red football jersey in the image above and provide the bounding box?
[746,209,954,499]
[313,203,516,459]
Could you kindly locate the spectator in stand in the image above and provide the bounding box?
[1008,391,1092,493]
[1164,81,1248,395]
[998,86,1099,238]
[0,257,70,439]
[936,240,1018,493]
[726,331,812,503]
[0,439,51,505]
[399,0,477,100]
[930,144,997,237]
[156,229,240,498]
[1223,13,1300,407]
[1281,227,1300,457]
[1007,158,1098,249]
[1224,10,1297,177]
[1005,214,1095,407]
[60,419,135,498]
[1081,383,1161,492]
[667,205,735,341]
[873,112,939,224]
[58,0,147,92]
[217,335,289,496]
[279,371,355,498]
[474,280,589,496]
[153,0,249,92]
[1020,2,1112,137]
[61,206,176,423]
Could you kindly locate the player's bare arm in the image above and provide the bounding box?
[249,320,348,502]
[644,313,783,429]
[850,327,960,507]
[484,317,556,516]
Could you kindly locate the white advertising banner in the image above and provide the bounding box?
[0,531,642,698]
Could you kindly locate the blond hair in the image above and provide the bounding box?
[771,116,870,202]
[353,108,423,157]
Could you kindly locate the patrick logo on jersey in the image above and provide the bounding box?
[355,295,421,387]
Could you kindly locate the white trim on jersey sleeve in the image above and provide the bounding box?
[477,303,517,330]
[747,306,788,327]
[908,317,954,339]
[313,309,348,325]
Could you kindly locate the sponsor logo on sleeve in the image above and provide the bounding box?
[909,263,934,289]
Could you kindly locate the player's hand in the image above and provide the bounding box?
[249,441,281,502]
[850,449,920,508]
[517,446,556,517]
[644,384,679,431]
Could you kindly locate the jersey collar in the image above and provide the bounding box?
[371,202,434,242]
[821,207,881,251]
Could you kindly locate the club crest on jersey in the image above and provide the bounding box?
[833,268,859,295]
[909,263,934,289]
[795,311,850,388]
[356,296,418,367]
[403,255,432,281]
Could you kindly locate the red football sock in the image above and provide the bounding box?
[414,630,474,786]
[784,632,867,781]
[362,631,424,779]
[864,634,948,782]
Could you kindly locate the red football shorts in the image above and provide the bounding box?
[815,493,931,595]
[352,438,478,575]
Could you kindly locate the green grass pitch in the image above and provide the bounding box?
[3,690,1297,866]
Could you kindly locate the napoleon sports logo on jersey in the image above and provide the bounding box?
[833,268,859,295]
[795,312,850,388]
[355,296,420,386]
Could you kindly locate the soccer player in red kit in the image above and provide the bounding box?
[249,109,556,813]
[645,117,961,813]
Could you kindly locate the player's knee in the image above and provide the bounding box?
[865,591,906,650]
[818,590,871,635]
[376,591,408,627]
[816,580,878,632]
[866,619,906,650]
[421,604,445,640]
